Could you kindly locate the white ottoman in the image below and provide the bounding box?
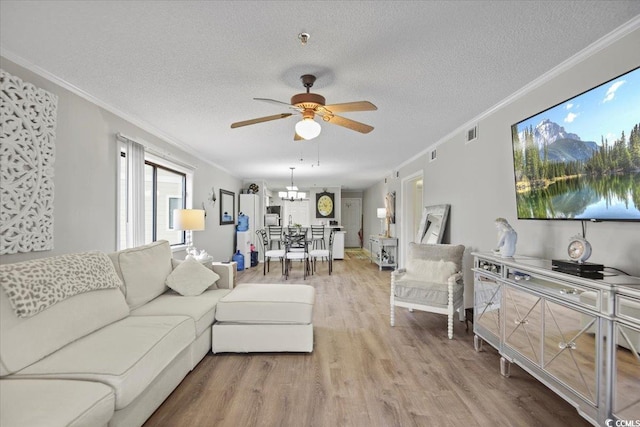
[211,283,315,353]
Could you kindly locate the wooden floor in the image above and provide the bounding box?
[144,249,591,427]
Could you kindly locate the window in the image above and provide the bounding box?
[119,150,190,249]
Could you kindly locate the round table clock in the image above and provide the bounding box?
[316,193,334,217]
[567,235,592,263]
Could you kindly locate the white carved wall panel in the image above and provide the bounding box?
[0,69,57,254]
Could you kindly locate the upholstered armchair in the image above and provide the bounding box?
[390,243,465,339]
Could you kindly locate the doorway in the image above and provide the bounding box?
[341,198,362,247]
[400,171,423,267]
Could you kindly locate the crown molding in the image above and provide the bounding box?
[392,15,640,175]
[0,48,234,176]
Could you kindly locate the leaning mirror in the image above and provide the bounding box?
[416,204,450,244]
[219,189,235,225]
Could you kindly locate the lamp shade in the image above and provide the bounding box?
[377,208,387,219]
[295,118,321,140]
[173,209,205,230]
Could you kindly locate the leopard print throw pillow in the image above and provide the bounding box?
[0,251,123,318]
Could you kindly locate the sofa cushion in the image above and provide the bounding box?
[0,251,123,318]
[394,279,464,309]
[131,288,231,336]
[0,379,115,427]
[165,259,220,295]
[13,315,194,410]
[111,240,173,310]
[395,280,464,308]
[0,288,129,376]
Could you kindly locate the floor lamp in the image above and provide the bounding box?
[173,209,205,259]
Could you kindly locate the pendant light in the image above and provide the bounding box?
[278,167,306,201]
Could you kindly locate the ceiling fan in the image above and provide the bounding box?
[230,74,377,140]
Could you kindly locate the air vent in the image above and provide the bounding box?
[429,149,437,162]
[466,125,478,143]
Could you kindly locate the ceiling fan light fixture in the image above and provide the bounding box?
[295,117,321,140]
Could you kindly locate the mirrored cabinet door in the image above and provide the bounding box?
[475,274,502,341]
[504,286,542,364]
[612,323,640,421]
[543,300,598,405]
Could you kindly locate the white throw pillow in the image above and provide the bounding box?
[403,259,458,283]
[165,259,221,296]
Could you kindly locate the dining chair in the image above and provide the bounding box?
[256,229,285,275]
[309,228,335,275]
[267,226,283,249]
[283,232,310,280]
[310,225,326,250]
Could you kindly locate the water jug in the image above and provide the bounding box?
[237,212,249,231]
[232,250,245,271]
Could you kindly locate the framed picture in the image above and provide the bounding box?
[219,189,235,225]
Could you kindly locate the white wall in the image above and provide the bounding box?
[365,26,640,306]
[0,57,242,264]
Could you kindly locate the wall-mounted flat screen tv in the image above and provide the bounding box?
[510,66,640,221]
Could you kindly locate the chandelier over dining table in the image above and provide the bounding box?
[279,167,306,201]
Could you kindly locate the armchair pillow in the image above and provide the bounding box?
[165,259,220,296]
[401,258,458,283]
[407,243,464,270]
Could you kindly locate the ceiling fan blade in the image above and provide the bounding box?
[231,113,293,129]
[254,98,301,110]
[325,114,374,134]
[294,133,305,141]
[321,101,377,113]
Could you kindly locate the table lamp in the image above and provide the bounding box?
[173,209,205,259]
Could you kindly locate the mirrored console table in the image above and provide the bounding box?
[472,252,640,426]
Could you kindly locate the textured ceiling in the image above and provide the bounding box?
[2,1,640,190]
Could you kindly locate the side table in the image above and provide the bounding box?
[211,261,237,289]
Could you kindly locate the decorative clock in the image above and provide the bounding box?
[567,235,592,264]
[316,191,335,218]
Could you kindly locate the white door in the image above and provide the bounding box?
[341,198,362,247]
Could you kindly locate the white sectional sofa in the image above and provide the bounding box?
[0,240,235,427]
